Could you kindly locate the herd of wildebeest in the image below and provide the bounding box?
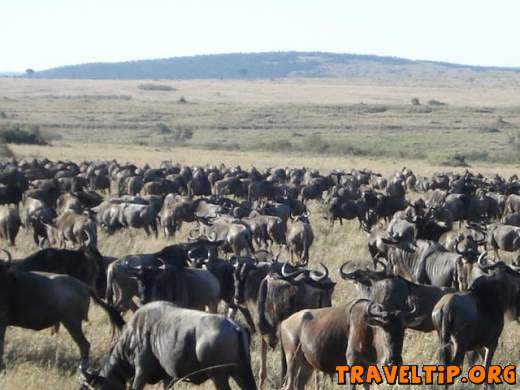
[2,158,520,389]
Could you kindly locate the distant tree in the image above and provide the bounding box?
[25,69,35,76]
[411,97,420,106]
[239,68,248,78]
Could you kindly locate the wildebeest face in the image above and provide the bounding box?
[127,266,161,305]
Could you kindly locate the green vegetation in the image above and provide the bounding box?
[138,83,176,91]
[0,143,14,158]
[0,124,48,145]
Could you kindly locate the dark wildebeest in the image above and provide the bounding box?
[80,301,257,390]
[232,259,335,388]
[12,246,107,298]
[384,239,482,288]
[486,224,520,259]
[0,206,21,246]
[0,253,124,371]
[126,258,221,312]
[432,258,520,379]
[105,240,223,312]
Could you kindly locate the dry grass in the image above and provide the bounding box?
[0,198,519,389]
[2,78,520,164]
[1,78,520,388]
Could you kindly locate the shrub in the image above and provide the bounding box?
[479,126,500,133]
[0,124,47,145]
[254,140,293,152]
[0,112,6,119]
[427,99,446,106]
[138,83,176,91]
[441,154,469,167]
[0,143,14,158]
[178,96,188,104]
[157,123,172,134]
[411,97,420,106]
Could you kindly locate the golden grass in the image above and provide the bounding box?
[1,78,520,388]
[0,199,519,389]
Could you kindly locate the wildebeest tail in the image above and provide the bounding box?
[302,230,309,264]
[232,320,257,390]
[89,290,126,334]
[433,306,452,365]
[279,329,288,384]
[105,262,116,305]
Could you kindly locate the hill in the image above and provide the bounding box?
[32,51,520,80]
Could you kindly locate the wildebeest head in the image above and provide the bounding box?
[340,261,425,329]
[232,256,259,305]
[279,262,336,307]
[127,260,167,304]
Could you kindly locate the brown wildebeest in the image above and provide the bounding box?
[286,215,314,265]
[279,298,417,390]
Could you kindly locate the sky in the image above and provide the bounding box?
[1,0,519,71]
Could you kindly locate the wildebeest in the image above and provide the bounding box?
[126,258,221,312]
[0,206,21,246]
[11,245,107,297]
[286,215,314,265]
[384,239,480,288]
[44,209,97,249]
[80,301,256,390]
[105,240,223,312]
[0,253,124,371]
[486,224,520,259]
[432,258,520,373]
[232,259,335,388]
[280,298,411,390]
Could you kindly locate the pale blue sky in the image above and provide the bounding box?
[1,0,518,71]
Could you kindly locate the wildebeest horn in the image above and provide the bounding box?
[472,229,487,245]
[374,257,387,272]
[366,301,391,325]
[303,208,311,217]
[0,249,12,265]
[455,239,466,256]
[477,251,488,267]
[281,262,306,278]
[309,263,328,282]
[187,249,197,261]
[381,236,399,245]
[207,231,217,242]
[83,230,92,248]
[339,261,357,280]
[156,257,168,270]
[188,228,201,241]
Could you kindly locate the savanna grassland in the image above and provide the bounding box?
[0,77,520,389]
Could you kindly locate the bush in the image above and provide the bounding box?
[138,83,176,91]
[411,98,420,106]
[254,140,293,152]
[0,124,47,145]
[0,112,6,119]
[479,126,500,133]
[441,153,469,167]
[427,99,446,106]
[178,96,188,104]
[0,143,14,158]
[158,123,172,134]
